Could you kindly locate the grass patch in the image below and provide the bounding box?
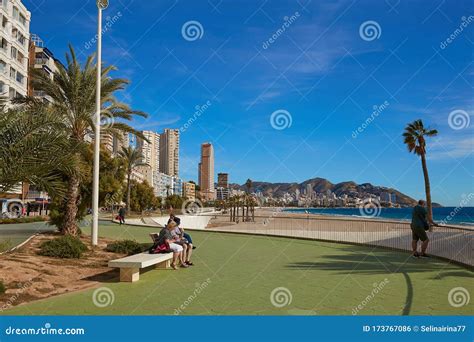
[38,235,88,259]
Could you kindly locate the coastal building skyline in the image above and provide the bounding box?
[23,0,474,206]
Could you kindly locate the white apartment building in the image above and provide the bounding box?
[0,0,30,100]
[137,131,160,172]
[29,34,59,102]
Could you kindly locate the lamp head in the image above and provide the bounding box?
[97,0,109,9]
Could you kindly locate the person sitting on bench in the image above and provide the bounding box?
[169,217,194,266]
[156,221,188,269]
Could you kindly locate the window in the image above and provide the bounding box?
[0,59,5,73]
[19,13,26,27]
[0,37,7,51]
[12,7,18,20]
[11,46,16,59]
[9,87,15,99]
[2,16,7,29]
[16,71,24,84]
[17,51,23,64]
[17,32,25,46]
[10,66,15,79]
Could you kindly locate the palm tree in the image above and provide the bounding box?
[0,101,76,197]
[403,119,438,223]
[245,178,253,194]
[29,46,147,235]
[118,146,148,212]
[165,185,171,197]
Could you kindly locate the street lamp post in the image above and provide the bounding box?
[92,0,108,246]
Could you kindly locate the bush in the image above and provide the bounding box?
[0,216,48,225]
[106,240,143,255]
[0,281,5,295]
[38,235,88,259]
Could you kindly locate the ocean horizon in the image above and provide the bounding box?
[283,207,474,226]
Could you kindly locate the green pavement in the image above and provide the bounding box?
[3,222,473,315]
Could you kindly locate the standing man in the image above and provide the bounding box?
[410,200,430,258]
[118,206,126,225]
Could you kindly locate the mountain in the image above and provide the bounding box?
[230,177,420,206]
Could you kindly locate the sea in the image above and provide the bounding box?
[284,207,474,226]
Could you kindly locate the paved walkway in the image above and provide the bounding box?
[0,221,55,252]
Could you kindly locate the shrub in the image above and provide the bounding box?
[0,216,48,225]
[38,235,88,259]
[106,240,143,255]
[0,281,5,295]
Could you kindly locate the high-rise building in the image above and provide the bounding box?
[217,173,228,188]
[306,183,313,198]
[159,128,179,177]
[216,173,229,201]
[0,0,31,101]
[28,34,60,102]
[198,142,215,201]
[137,131,160,172]
[183,182,196,201]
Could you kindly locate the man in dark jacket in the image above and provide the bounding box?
[118,206,126,225]
[411,200,430,258]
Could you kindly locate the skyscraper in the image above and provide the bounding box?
[199,142,215,201]
[159,128,180,177]
[137,131,160,172]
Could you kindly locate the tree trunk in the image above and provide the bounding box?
[126,173,131,213]
[420,153,433,223]
[62,173,80,236]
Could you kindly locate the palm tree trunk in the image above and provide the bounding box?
[420,153,433,223]
[126,173,131,213]
[62,174,80,236]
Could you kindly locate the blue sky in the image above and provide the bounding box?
[24,0,473,206]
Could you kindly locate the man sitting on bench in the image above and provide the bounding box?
[155,221,189,270]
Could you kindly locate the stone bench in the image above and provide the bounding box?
[108,252,173,282]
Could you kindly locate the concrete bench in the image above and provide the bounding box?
[108,252,173,282]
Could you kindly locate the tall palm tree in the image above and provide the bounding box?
[118,146,148,212]
[245,178,253,194]
[403,119,438,223]
[30,45,147,235]
[165,185,171,197]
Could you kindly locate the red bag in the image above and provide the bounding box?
[150,242,172,254]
